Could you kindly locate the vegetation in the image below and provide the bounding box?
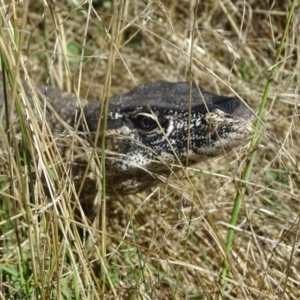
[0,0,299,299]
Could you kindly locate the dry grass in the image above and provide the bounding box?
[0,0,300,299]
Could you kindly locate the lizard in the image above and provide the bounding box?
[0,80,253,203]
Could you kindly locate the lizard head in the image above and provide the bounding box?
[83,82,253,194]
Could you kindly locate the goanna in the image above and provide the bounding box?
[0,81,253,202]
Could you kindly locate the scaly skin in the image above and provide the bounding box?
[0,80,253,200]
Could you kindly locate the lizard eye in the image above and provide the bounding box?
[136,115,157,131]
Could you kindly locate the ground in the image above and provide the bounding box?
[0,1,299,299]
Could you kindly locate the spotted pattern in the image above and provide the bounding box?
[83,82,253,194]
[0,81,253,196]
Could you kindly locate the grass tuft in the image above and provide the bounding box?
[0,1,299,299]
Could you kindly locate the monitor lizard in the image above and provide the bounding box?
[0,80,253,203]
